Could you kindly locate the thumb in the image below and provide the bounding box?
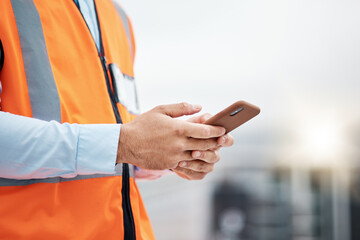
[187,113,212,124]
[154,102,202,118]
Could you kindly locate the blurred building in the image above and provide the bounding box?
[137,126,360,240]
[210,167,349,240]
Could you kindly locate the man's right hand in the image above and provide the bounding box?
[116,103,226,170]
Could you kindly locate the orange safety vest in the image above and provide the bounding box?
[0,0,155,239]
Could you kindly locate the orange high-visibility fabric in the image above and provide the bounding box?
[0,0,32,117]
[130,178,157,240]
[0,0,154,239]
[0,177,124,240]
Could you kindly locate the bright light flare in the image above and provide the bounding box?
[303,123,341,157]
[297,118,346,167]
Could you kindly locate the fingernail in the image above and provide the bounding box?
[193,151,201,158]
[219,136,226,144]
[180,162,187,167]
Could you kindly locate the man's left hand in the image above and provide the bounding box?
[172,113,234,180]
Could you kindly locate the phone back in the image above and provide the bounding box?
[204,101,260,133]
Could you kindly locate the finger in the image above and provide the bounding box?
[185,138,219,151]
[154,102,202,118]
[173,166,208,180]
[209,146,221,151]
[191,149,220,163]
[217,134,235,147]
[187,113,212,124]
[178,160,215,173]
[177,150,195,161]
[183,122,225,139]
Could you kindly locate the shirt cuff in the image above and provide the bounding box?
[76,124,120,175]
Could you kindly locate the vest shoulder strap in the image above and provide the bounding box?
[111,1,135,61]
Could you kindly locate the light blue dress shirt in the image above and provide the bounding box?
[76,0,101,51]
[0,0,120,179]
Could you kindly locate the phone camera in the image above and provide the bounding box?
[230,107,244,116]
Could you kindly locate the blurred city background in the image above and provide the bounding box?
[120,0,360,239]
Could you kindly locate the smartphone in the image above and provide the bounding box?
[204,100,260,133]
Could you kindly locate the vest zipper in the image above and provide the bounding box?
[74,2,136,239]
[99,54,122,124]
[122,163,136,240]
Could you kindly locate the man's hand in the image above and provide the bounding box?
[172,113,234,180]
[117,103,226,170]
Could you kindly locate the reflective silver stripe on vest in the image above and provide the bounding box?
[10,0,61,122]
[0,164,135,187]
[112,2,134,60]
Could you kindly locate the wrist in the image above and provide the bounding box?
[116,124,127,164]
[116,123,135,165]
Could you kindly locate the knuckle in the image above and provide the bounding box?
[198,162,211,172]
[185,161,192,168]
[202,127,210,137]
[197,162,205,172]
[202,140,210,150]
[172,142,185,152]
[180,102,190,110]
[206,139,216,149]
[174,125,185,136]
[154,105,166,113]
[199,151,206,159]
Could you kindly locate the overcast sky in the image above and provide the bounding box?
[119,0,360,145]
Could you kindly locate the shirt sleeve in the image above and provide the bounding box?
[0,111,120,179]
